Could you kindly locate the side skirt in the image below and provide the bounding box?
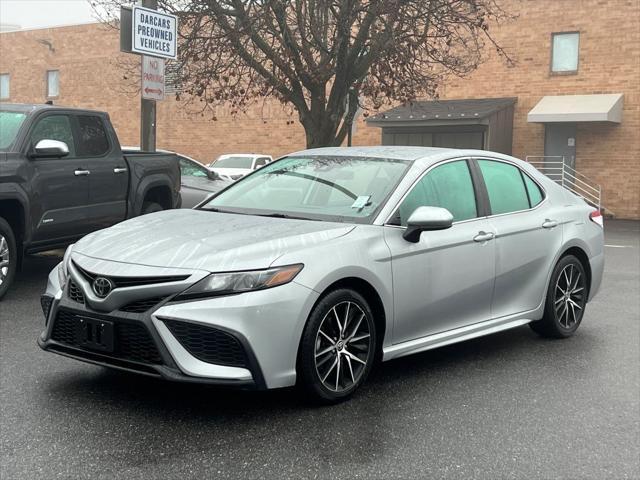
[382,314,535,362]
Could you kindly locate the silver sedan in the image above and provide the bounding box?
[39,147,604,403]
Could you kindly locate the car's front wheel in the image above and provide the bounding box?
[297,289,377,403]
[0,217,17,301]
[530,254,588,338]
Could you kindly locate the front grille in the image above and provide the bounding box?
[68,280,85,304]
[163,319,247,368]
[40,295,54,322]
[51,309,162,365]
[73,262,189,288]
[119,296,167,313]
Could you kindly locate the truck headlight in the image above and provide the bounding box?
[176,264,303,300]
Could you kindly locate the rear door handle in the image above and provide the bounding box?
[113,167,128,174]
[473,231,495,242]
[542,219,559,229]
[74,169,90,176]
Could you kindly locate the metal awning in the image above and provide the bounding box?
[527,94,624,123]
[366,97,517,127]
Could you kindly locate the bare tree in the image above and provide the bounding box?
[94,0,514,148]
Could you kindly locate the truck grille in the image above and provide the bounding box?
[162,319,247,368]
[51,309,162,365]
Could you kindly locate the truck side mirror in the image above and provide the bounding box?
[31,139,69,158]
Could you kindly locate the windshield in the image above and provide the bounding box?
[213,156,254,169]
[0,111,27,150]
[201,155,410,223]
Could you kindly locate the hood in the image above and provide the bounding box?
[181,176,231,193]
[73,209,355,272]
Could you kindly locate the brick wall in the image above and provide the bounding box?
[1,0,638,217]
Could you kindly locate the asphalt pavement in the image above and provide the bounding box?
[1,220,638,479]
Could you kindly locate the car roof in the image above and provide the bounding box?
[0,102,106,115]
[289,146,518,164]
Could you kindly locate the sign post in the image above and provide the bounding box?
[120,0,178,152]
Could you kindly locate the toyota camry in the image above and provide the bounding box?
[39,147,604,402]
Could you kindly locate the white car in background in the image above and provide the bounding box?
[208,154,273,180]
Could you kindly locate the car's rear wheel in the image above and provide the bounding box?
[298,289,376,403]
[530,255,588,338]
[0,217,17,301]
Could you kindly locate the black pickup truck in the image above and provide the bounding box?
[0,103,181,299]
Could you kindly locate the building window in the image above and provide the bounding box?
[46,70,59,97]
[0,73,9,100]
[551,32,580,73]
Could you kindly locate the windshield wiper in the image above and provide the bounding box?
[254,212,319,221]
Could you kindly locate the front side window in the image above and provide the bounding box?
[551,32,579,73]
[255,157,269,167]
[0,74,9,100]
[203,156,410,223]
[76,115,109,156]
[478,160,530,215]
[179,157,208,177]
[46,70,59,97]
[393,160,478,226]
[30,114,76,157]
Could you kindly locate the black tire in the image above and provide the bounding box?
[0,217,18,301]
[530,254,588,338]
[297,288,377,404]
[141,201,163,215]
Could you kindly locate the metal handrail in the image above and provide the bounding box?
[525,156,602,211]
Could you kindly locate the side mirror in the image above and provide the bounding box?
[403,206,453,243]
[31,139,69,158]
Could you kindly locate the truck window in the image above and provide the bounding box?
[30,114,76,157]
[76,115,110,156]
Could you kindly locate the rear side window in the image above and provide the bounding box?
[30,114,76,157]
[478,160,530,215]
[395,160,477,225]
[76,115,110,156]
[523,173,544,207]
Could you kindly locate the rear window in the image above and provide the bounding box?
[0,111,27,150]
[478,160,530,215]
[76,115,110,156]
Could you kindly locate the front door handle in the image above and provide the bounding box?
[542,219,559,229]
[74,169,90,176]
[113,167,128,174]
[473,231,495,242]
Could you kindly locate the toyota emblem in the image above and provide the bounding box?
[92,277,114,298]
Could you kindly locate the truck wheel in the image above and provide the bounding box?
[142,202,163,215]
[0,217,17,301]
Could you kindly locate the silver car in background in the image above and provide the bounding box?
[39,147,604,403]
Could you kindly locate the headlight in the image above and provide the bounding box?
[57,262,68,289]
[176,264,304,300]
[57,244,74,289]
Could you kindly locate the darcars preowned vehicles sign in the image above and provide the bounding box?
[132,5,178,60]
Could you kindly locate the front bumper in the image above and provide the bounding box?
[39,263,319,389]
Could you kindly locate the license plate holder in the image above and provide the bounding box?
[75,317,114,353]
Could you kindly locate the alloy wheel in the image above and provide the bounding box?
[554,263,586,328]
[314,301,372,393]
[0,234,9,287]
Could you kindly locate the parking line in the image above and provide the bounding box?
[605,244,635,248]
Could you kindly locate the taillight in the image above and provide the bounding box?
[590,209,604,228]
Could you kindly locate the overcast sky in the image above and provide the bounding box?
[0,0,97,30]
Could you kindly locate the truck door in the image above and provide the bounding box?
[73,114,128,230]
[28,113,91,244]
